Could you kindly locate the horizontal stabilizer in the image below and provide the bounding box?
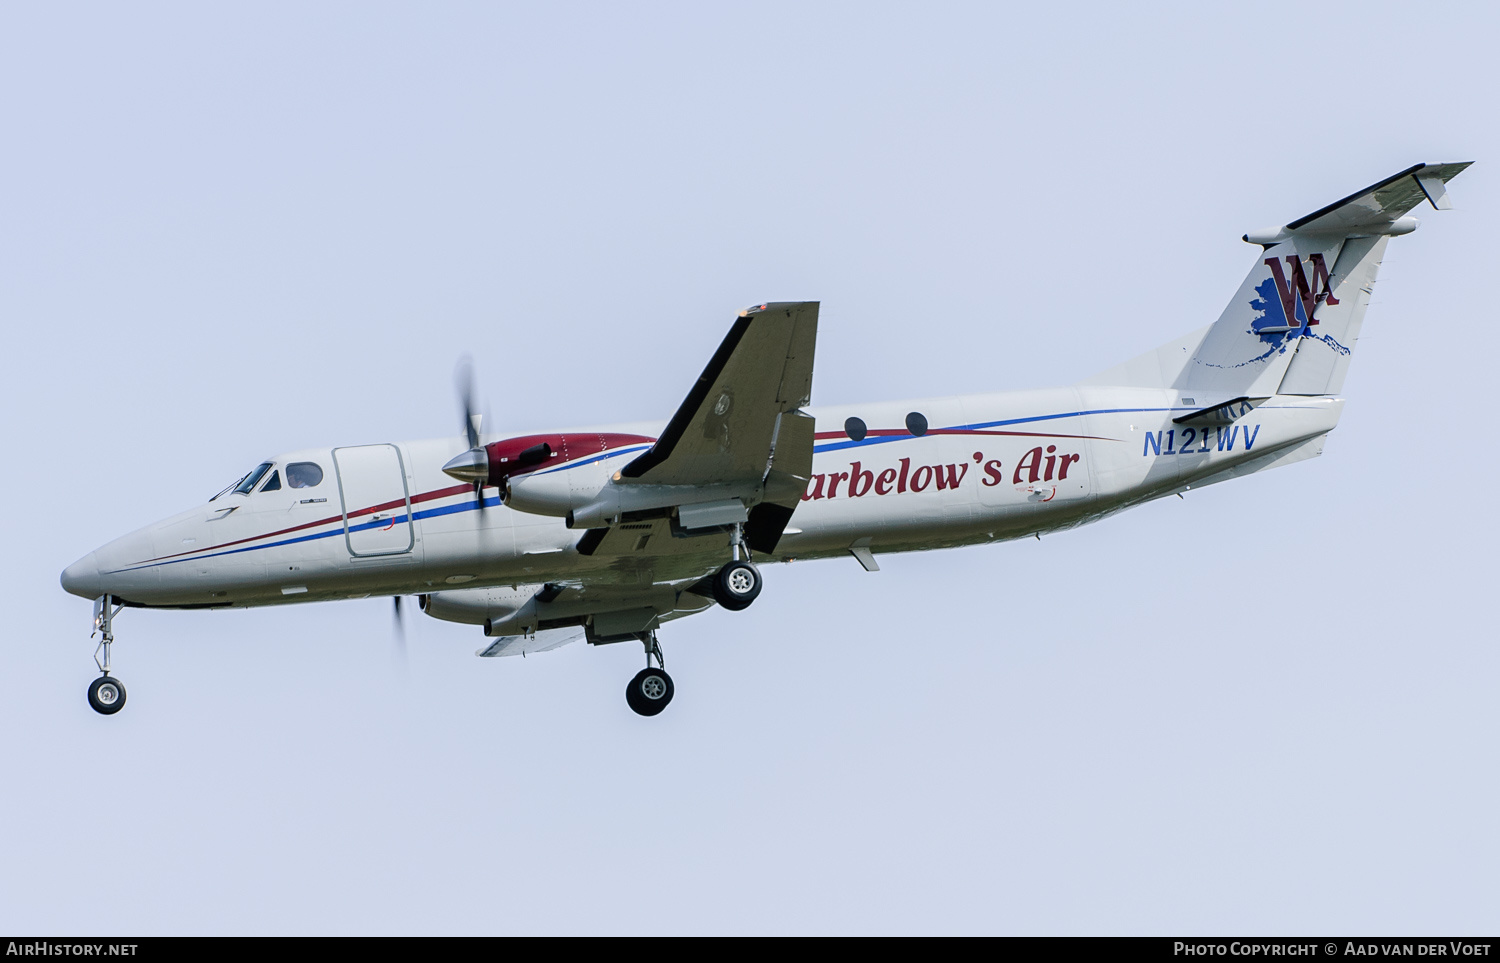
[1246,161,1472,242]
[1173,396,1267,426]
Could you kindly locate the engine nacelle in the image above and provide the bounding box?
[449,432,658,517]
[443,430,759,526]
[485,433,566,482]
[420,584,541,626]
[505,460,604,517]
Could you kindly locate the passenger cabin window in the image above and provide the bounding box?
[844,417,867,442]
[287,462,324,489]
[905,412,928,436]
[260,470,281,492]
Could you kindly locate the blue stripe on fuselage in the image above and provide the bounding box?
[812,407,1179,453]
[530,444,652,476]
[110,495,491,573]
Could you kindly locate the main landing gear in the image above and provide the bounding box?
[623,526,763,718]
[88,595,127,716]
[626,631,673,717]
[711,523,762,611]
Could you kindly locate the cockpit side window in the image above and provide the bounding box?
[286,462,324,489]
[260,470,281,492]
[231,462,273,496]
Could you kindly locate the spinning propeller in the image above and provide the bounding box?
[443,355,491,507]
[392,594,407,662]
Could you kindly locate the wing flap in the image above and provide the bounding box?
[1172,396,1268,426]
[745,408,815,553]
[575,516,732,558]
[477,627,584,658]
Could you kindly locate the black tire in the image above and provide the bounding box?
[88,676,126,716]
[712,560,762,611]
[625,667,674,717]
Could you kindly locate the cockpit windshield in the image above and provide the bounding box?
[212,462,273,501]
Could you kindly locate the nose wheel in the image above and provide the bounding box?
[88,595,127,717]
[88,675,126,715]
[626,631,674,716]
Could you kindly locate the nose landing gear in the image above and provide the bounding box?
[88,595,127,716]
[626,631,674,717]
[88,675,126,715]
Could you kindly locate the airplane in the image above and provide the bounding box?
[61,161,1471,717]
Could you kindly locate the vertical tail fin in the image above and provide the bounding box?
[1274,234,1386,395]
[1084,162,1471,395]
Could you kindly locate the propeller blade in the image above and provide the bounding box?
[456,355,481,451]
[452,355,490,510]
[393,595,407,661]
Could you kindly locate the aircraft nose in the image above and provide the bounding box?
[60,553,103,599]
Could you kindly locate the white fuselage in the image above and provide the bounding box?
[61,385,1342,611]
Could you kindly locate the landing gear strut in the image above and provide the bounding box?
[88,595,127,716]
[625,631,673,717]
[712,523,762,611]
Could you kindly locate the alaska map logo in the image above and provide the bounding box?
[1244,253,1352,362]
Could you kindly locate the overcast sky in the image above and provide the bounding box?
[3,1,1497,935]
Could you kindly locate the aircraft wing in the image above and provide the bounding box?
[622,301,817,485]
[473,580,717,657]
[583,301,818,554]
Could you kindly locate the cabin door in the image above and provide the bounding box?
[332,444,414,556]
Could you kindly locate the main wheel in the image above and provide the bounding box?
[712,559,762,611]
[625,667,674,717]
[88,675,126,716]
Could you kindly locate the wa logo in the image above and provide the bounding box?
[1248,253,1339,342]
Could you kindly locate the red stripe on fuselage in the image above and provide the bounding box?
[135,483,474,565]
[131,435,662,566]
